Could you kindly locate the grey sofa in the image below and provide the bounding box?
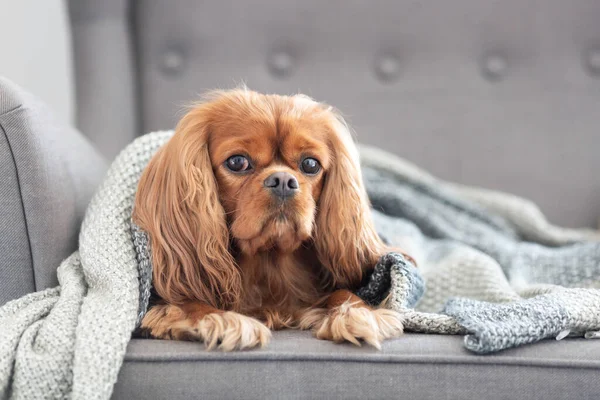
[1,0,599,398]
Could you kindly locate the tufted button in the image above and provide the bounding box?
[482,54,508,81]
[268,50,294,78]
[585,48,600,77]
[375,54,401,83]
[161,49,186,75]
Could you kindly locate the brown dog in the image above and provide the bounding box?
[133,89,410,350]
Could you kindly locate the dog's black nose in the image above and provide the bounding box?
[264,172,299,198]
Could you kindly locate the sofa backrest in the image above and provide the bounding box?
[68,0,600,228]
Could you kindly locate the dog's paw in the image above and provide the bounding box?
[314,302,404,349]
[195,311,271,351]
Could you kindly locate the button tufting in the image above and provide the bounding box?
[268,50,294,78]
[375,54,401,82]
[585,48,600,77]
[161,49,185,75]
[482,54,507,81]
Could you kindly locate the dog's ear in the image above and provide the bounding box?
[314,109,386,287]
[133,104,241,309]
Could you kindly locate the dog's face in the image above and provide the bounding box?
[133,89,385,308]
[209,95,332,254]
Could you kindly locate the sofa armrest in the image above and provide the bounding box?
[0,77,108,305]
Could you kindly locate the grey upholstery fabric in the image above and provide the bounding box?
[113,332,600,400]
[68,0,600,228]
[0,98,33,305]
[0,77,108,305]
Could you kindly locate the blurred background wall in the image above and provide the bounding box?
[0,0,74,124]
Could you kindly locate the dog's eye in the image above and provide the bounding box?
[300,158,321,175]
[225,155,252,172]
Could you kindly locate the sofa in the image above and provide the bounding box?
[1,0,599,398]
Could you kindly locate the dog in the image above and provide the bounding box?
[133,88,412,351]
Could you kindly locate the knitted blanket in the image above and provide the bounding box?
[0,132,164,400]
[357,146,600,352]
[1,131,599,399]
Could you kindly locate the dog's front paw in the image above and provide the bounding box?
[315,302,404,349]
[196,311,271,351]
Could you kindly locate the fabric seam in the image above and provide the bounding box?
[0,103,23,118]
[0,106,38,290]
[121,355,600,370]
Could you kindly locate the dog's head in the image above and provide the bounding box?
[133,89,385,309]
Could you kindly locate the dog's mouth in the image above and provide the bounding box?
[274,210,292,222]
[231,211,295,239]
[265,210,299,234]
[233,208,311,254]
[267,200,298,220]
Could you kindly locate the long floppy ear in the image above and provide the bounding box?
[314,110,386,287]
[133,105,241,309]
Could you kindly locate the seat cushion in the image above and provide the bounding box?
[113,331,600,399]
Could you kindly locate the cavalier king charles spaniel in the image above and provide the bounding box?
[133,88,412,351]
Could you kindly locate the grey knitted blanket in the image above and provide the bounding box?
[1,131,599,399]
[0,132,161,400]
[358,146,600,352]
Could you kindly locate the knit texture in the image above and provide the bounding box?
[1,131,599,399]
[358,145,600,352]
